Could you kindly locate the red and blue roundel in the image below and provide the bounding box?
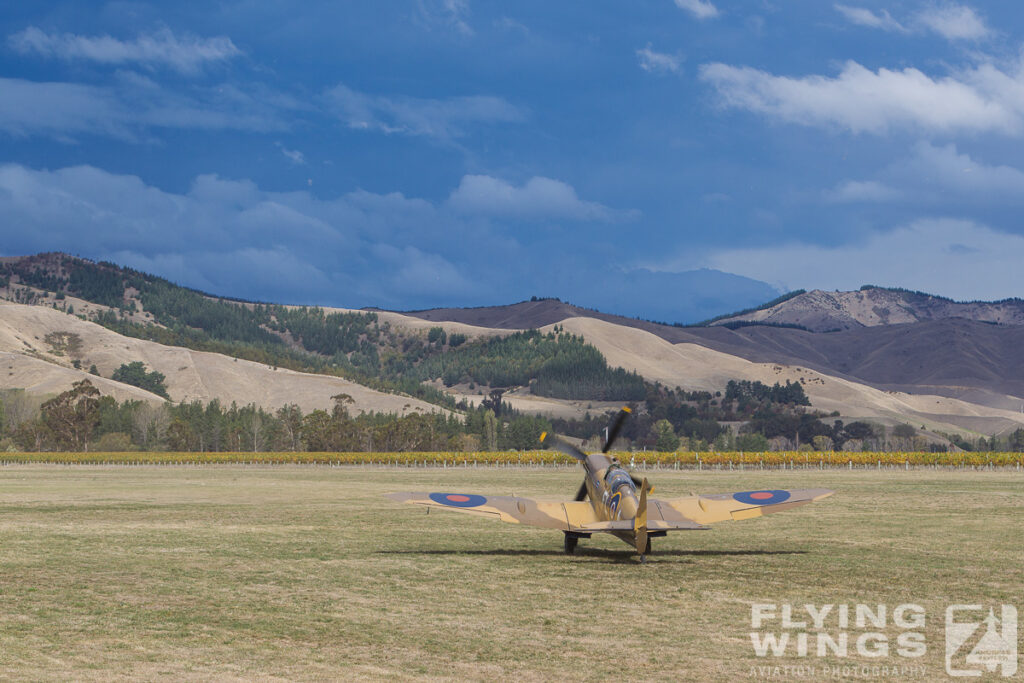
[733,490,791,505]
[429,492,488,508]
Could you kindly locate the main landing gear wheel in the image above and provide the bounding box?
[563,533,578,555]
[645,538,652,555]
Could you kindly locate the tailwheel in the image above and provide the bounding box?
[563,533,579,555]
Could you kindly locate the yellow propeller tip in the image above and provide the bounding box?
[622,406,632,413]
[539,431,547,442]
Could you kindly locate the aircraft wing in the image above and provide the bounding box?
[386,492,602,531]
[650,488,833,526]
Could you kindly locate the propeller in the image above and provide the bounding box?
[602,407,632,453]
[600,408,653,491]
[541,409,651,501]
[539,431,588,461]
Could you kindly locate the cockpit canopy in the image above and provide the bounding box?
[605,467,636,495]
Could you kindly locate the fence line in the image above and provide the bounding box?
[0,451,1023,470]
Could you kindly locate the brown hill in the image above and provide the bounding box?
[0,302,445,416]
[709,287,1024,332]
[406,295,1024,413]
[399,299,609,329]
[544,317,1024,437]
[3,252,1022,435]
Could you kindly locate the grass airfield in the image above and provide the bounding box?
[0,465,1022,681]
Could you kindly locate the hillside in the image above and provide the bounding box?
[0,301,443,415]
[3,252,1024,443]
[707,287,1024,332]
[408,291,1024,414]
[545,317,1024,437]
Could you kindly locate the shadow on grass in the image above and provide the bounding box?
[377,548,808,563]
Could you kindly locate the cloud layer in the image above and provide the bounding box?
[636,44,682,73]
[827,142,1024,205]
[834,3,990,40]
[0,163,635,307]
[700,59,1023,135]
[705,218,1024,301]
[447,175,626,221]
[324,84,525,140]
[0,75,296,141]
[674,0,719,20]
[9,27,241,74]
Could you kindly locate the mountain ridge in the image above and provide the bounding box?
[2,252,1024,440]
[706,286,1024,332]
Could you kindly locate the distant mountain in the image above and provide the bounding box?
[549,267,781,325]
[3,251,1024,436]
[707,286,1024,332]
[400,298,650,330]
[405,288,1024,415]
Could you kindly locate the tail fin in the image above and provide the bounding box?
[634,477,649,556]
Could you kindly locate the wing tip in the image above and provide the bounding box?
[385,492,415,503]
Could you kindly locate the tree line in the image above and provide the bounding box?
[0,381,553,453]
[0,379,1009,453]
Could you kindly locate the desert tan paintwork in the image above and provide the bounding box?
[387,414,833,559]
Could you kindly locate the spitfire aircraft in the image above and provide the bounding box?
[387,408,833,561]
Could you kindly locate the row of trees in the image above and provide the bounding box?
[0,381,553,453]
[0,380,1015,453]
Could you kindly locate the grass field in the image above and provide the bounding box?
[0,466,1021,681]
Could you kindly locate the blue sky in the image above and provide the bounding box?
[2,1,1023,322]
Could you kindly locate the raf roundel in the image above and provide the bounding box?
[429,492,488,508]
[732,490,791,506]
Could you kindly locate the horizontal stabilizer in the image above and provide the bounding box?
[580,519,708,532]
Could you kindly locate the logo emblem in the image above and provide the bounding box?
[946,605,1018,677]
[428,493,487,508]
[732,490,791,505]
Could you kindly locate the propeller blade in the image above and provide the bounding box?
[602,407,632,453]
[574,479,588,501]
[539,431,588,462]
[634,477,649,557]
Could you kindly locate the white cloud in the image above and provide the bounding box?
[8,26,241,74]
[699,59,1023,135]
[636,44,682,73]
[825,180,902,203]
[915,3,989,41]
[443,0,474,35]
[275,143,306,165]
[704,218,1024,300]
[0,163,636,306]
[447,175,628,221]
[830,142,1024,204]
[834,3,990,41]
[0,79,126,140]
[834,5,905,32]
[494,16,529,34]
[898,142,1024,196]
[324,83,524,139]
[0,76,294,141]
[674,0,719,20]
[416,0,474,36]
